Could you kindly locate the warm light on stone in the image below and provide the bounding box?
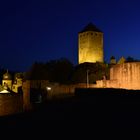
[110,62,140,89]
[78,28,104,64]
[96,62,140,90]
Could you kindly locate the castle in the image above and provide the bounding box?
[25,22,140,98]
[0,22,140,116]
[78,23,140,90]
[78,23,126,65]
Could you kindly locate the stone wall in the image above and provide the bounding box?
[45,83,97,98]
[110,62,140,89]
[96,62,140,90]
[22,80,32,111]
[0,93,23,116]
[78,31,103,64]
[22,80,97,100]
[22,62,140,101]
[96,80,119,88]
[22,62,140,102]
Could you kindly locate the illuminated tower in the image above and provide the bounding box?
[78,23,104,64]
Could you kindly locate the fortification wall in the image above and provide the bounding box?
[96,80,119,88]
[24,80,97,99]
[110,62,140,89]
[23,62,140,100]
[96,62,140,90]
[22,80,32,111]
[0,93,23,116]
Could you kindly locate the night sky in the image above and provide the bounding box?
[1,0,140,71]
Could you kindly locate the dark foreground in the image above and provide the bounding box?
[1,88,140,133]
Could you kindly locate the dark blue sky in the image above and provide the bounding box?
[1,0,140,71]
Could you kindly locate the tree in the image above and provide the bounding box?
[26,62,48,80]
[46,58,74,84]
[26,58,74,84]
[126,56,140,62]
[126,56,135,62]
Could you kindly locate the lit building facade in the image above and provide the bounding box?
[2,71,12,90]
[2,71,23,93]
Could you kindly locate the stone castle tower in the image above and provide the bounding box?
[78,23,104,64]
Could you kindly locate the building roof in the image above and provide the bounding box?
[79,23,102,33]
[117,56,126,64]
[110,56,115,59]
[3,71,12,80]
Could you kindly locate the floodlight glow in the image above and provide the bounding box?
[46,87,51,91]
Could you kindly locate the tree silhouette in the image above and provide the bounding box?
[26,58,74,84]
[126,56,140,62]
[126,56,134,62]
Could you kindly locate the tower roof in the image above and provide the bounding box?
[110,56,115,59]
[3,70,12,80]
[79,23,102,33]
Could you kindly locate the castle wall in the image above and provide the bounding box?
[78,31,103,64]
[45,83,97,99]
[0,94,23,116]
[22,80,32,111]
[24,80,97,99]
[22,62,140,100]
[96,62,140,90]
[96,80,119,88]
[110,62,140,89]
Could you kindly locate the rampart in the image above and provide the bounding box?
[0,93,23,116]
[97,62,140,90]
